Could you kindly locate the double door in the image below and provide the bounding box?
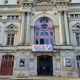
[37,55,53,76]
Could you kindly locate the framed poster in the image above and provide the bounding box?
[19,58,25,67]
[66,58,72,67]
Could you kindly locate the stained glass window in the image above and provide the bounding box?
[34,17,54,45]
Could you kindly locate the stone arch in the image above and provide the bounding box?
[34,16,55,45]
[31,13,54,26]
[2,54,14,60]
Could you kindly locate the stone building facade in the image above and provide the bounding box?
[0,0,80,79]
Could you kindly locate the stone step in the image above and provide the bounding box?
[0,76,11,80]
[10,77,80,80]
[0,76,80,80]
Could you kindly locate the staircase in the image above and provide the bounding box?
[11,76,80,80]
[0,76,80,80]
[0,76,11,80]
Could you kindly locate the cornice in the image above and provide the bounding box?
[0,10,21,13]
[68,8,80,12]
[0,19,21,23]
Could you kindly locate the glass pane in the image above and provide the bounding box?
[5,55,8,60]
[36,32,39,36]
[12,34,14,37]
[76,33,80,46]
[36,39,38,44]
[45,32,48,36]
[40,19,43,23]
[50,32,53,36]
[45,38,49,44]
[7,38,10,45]
[50,39,53,45]
[11,38,14,45]
[41,24,48,29]
[76,37,80,45]
[40,39,44,44]
[40,32,44,36]
[46,19,48,23]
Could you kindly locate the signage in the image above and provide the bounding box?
[32,45,53,52]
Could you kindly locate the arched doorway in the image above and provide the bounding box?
[37,55,53,76]
[76,55,80,77]
[0,55,14,75]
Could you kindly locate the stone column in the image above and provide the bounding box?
[58,11,66,45]
[20,12,26,44]
[64,11,70,44]
[26,12,31,45]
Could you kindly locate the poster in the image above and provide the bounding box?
[66,58,72,67]
[19,58,25,67]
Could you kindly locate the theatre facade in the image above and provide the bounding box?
[0,0,80,78]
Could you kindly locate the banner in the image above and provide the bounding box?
[32,44,53,52]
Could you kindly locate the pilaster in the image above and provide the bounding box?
[2,22,6,46]
[26,12,31,45]
[31,26,34,44]
[64,11,70,45]
[20,12,27,44]
[33,56,37,76]
[13,51,30,77]
[58,11,66,45]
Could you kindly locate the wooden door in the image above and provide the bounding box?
[0,55,14,75]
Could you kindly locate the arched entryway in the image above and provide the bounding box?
[0,55,14,75]
[37,55,53,76]
[76,55,80,77]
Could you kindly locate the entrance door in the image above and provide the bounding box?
[37,55,53,76]
[76,56,80,77]
[0,55,14,75]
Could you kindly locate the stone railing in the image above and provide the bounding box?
[55,0,71,3]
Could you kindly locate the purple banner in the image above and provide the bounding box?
[32,45,53,52]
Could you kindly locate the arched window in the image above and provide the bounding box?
[0,55,14,75]
[72,23,80,46]
[6,24,17,46]
[34,17,54,45]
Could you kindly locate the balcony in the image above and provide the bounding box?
[54,45,73,50]
[0,44,74,52]
[32,44,73,52]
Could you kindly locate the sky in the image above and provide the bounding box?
[72,0,80,3]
